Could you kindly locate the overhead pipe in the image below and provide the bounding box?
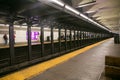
[38,0,111,32]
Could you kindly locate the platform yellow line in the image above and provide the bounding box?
[0,39,109,80]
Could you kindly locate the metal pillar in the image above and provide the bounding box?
[77,30,79,47]
[86,32,88,43]
[83,31,85,45]
[95,33,97,42]
[41,26,44,57]
[65,27,67,51]
[79,30,81,47]
[85,31,87,44]
[84,32,86,44]
[51,25,54,54]
[70,28,72,50]
[94,33,97,42]
[58,25,61,53]
[80,31,82,47]
[74,29,76,48]
[100,33,102,40]
[27,24,32,60]
[88,32,90,43]
[88,32,90,42]
[86,32,88,44]
[83,31,86,44]
[9,19,15,65]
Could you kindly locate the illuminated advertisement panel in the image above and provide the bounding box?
[26,31,39,40]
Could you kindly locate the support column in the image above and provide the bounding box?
[51,25,54,54]
[88,32,90,43]
[77,30,79,47]
[84,32,86,44]
[84,31,86,44]
[83,31,85,45]
[74,29,76,48]
[78,30,80,47]
[80,31,82,46]
[9,19,15,65]
[70,28,72,50]
[27,24,32,60]
[95,33,97,42]
[86,32,88,44]
[65,27,67,51]
[85,32,88,44]
[58,25,61,53]
[100,33,102,40]
[41,26,44,57]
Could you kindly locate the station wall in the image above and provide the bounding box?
[0,25,71,44]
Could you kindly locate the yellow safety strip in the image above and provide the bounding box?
[0,39,108,80]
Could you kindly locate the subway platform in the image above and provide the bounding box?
[28,38,120,80]
[0,38,120,80]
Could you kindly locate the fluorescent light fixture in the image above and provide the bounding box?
[50,0,64,7]
[38,0,110,32]
[80,13,93,22]
[80,13,89,20]
[65,5,80,15]
[38,0,64,7]
[85,10,96,14]
[80,13,109,31]
[77,2,96,8]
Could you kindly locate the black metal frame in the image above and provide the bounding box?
[41,25,44,57]
[9,19,15,65]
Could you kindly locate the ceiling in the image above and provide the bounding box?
[71,0,120,33]
[0,0,118,33]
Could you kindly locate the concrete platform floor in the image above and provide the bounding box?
[29,38,120,80]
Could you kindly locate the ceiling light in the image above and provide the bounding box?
[38,0,64,7]
[38,0,110,32]
[80,13,93,22]
[65,5,80,15]
[80,13,110,31]
[50,0,64,7]
[77,2,96,8]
